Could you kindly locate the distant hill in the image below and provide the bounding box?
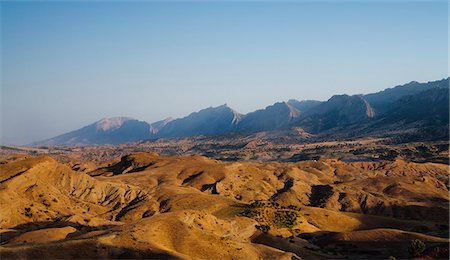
[154,104,242,138]
[32,117,151,146]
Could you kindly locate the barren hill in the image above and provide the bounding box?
[1,152,448,259]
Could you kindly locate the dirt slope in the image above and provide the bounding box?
[0,153,448,259]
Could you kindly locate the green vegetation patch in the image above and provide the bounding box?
[237,200,300,229]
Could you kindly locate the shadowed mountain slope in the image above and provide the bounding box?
[381,87,449,125]
[364,78,449,114]
[149,117,173,135]
[154,104,242,138]
[236,102,301,133]
[359,87,450,142]
[293,95,375,133]
[287,99,322,112]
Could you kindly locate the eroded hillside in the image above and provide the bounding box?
[0,153,448,259]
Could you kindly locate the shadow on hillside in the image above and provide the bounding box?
[0,219,120,245]
[1,220,178,259]
[355,207,449,238]
[250,228,450,260]
[300,230,450,260]
[0,241,177,259]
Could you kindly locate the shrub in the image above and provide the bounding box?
[273,211,297,228]
[256,225,270,233]
[250,200,264,208]
[239,209,255,218]
[408,239,426,257]
[287,205,299,210]
[24,207,32,217]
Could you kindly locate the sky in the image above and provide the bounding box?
[1,0,448,145]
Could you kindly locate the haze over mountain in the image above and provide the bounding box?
[236,102,301,133]
[364,78,449,113]
[294,94,375,133]
[31,117,151,146]
[31,78,449,146]
[149,118,173,135]
[367,87,450,142]
[2,2,449,259]
[154,104,242,138]
[382,87,449,124]
[286,99,322,112]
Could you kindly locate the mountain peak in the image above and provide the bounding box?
[32,116,150,146]
[149,117,174,135]
[154,104,242,138]
[210,104,237,113]
[294,94,376,133]
[287,99,322,113]
[235,101,301,133]
[328,94,351,101]
[95,117,135,131]
[217,103,229,108]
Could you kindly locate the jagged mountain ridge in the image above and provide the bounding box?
[32,78,449,146]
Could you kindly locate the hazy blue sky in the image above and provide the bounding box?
[1,0,448,145]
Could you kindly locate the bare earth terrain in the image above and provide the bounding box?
[0,140,448,259]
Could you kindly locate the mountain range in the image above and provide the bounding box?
[32,78,449,146]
